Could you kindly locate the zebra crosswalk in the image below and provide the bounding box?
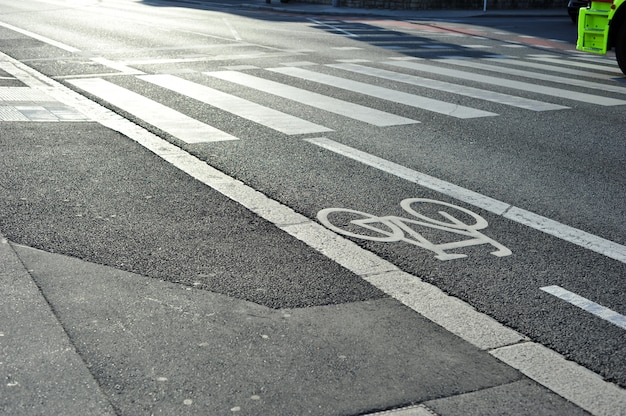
[56,55,626,144]
[138,74,332,136]
[205,70,417,127]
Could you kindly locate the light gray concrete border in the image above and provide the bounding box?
[2,50,625,416]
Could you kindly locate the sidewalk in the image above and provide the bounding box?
[1,24,624,416]
[172,0,569,19]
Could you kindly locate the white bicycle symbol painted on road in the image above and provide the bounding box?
[318,198,512,261]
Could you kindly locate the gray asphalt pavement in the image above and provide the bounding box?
[1,3,624,415]
[0,121,592,416]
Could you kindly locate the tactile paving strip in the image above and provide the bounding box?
[0,86,90,121]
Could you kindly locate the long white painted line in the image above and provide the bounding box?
[531,56,623,73]
[0,22,143,74]
[490,342,626,416]
[138,74,332,135]
[385,60,626,106]
[328,62,568,112]
[0,21,81,53]
[268,66,498,119]
[222,18,242,41]
[7,51,622,416]
[541,285,626,330]
[67,78,238,144]
[205,70,418,127]
[305,137,626,264]
[440,58,626,96]
[122,52,295,66]
[487,58,625,84]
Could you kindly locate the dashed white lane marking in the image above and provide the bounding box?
[3,51,624,416]
[304,137,626,265]
[541,286,626,330]
[67,77,238,143]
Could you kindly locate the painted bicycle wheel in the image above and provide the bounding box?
[317,207,404,242]
[399,198,488,230]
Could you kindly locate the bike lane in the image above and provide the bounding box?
[0,53,602,415]
[295,136,626,392]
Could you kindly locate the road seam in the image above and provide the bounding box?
[2,50,624,415]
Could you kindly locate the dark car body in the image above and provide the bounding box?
[568,0,590,22]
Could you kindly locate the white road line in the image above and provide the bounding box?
[541,286,626,330]
[138,74,331,135]
[8,50,622,416]
[385,60,626,106]
[0,21,81,53]
[222,18,242,41]
[305,137,626,264]
[486,57,625,84]
[205,70,418,127]
[67,78,238,144]
[328,62,568,111]
[439,58,626,96]
[121,52,295,66]
[307,18,359,37]
[490,342,626,416]
[269,66,498,119]
[530,56,623,73]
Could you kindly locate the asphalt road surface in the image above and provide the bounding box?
[1,0,624,398]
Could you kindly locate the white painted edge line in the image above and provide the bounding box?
[2,51,624,416]
[0,21,81,53]
[0,18,269,76]
[305,137,626,265]
[491,342,626,416]
[541,285,626,330]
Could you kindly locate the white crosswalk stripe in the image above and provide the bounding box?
[385,60,626,106]
[438,59,626,96]
[486,58,623,82]
[530,56,623,74]
[327,62,568,112]
[68,78,238,143]
[138,74,332,135]
[269,66,498,119]
[205,70,419,127]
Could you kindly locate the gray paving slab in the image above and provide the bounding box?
[0,237,115,416]
[425,379,591,416]
[168,0,568,19]
[10,243,524,415]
